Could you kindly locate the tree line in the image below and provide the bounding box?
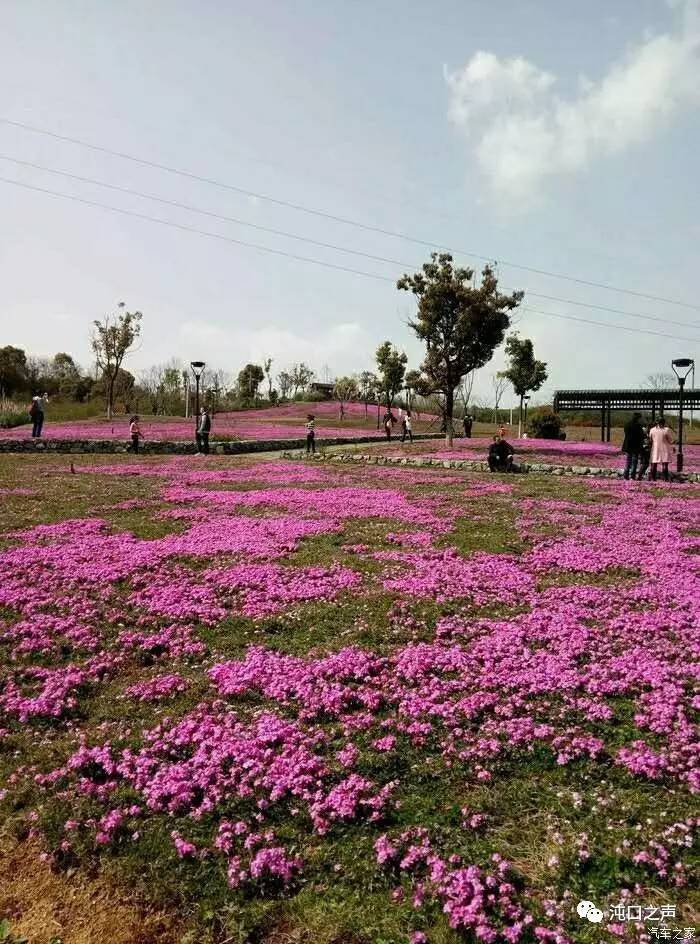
[2,256,558,441]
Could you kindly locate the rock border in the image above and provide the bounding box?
[289,450,700,483]
[0,432,443,455]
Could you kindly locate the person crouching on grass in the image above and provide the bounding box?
[488,434,514,473]
[196,407,211,455]
[129,415,142,454]
[305,413,316,454]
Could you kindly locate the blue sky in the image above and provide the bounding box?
[1,0,699,405]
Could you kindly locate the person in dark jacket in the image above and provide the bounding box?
[383,411,395,441]
[488,435,514,472]
[305,414,316,454]
[637,422,652,480]
[462,414,473,438]
[196,407,211,455]
[621,412,644,480]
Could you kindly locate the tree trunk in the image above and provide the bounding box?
[106,376,114,420]
[445,387,454,446]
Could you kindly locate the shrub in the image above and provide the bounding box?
[527,407,562,439]
[0,410,29,429]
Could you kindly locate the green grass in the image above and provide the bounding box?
[0,453,698,943]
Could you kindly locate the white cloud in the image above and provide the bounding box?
[445,1,700,203]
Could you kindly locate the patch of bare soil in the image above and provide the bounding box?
[0,839,183,944]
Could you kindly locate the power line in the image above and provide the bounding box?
[523,306,699,345]
[0,175,391,282]
[2,115,699,313]
[1,173,698,348]
[2,152,697,333]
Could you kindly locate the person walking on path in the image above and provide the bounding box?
[29,393,48,438]
[305,413,316,454]
[383,410,395,441]
[637,423,652,480]
[622,412,644,480]
[129,415,142,454]
[196,407,211,455]
[649,418,673,481]
[401,410,413,443]
[463,414,473,438]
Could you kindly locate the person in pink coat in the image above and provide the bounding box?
[649,418,674,481]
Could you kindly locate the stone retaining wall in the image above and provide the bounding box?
[294,450,700,483]
[0,433,442,456]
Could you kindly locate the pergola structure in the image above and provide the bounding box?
[553,388,700,442]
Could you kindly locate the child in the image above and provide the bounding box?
[305,414,316,454]
[129,415,142,454]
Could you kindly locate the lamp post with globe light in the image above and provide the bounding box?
[671,358,694,473]
[190,361,206,435]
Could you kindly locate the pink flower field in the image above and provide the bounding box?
[1,401,438,442]
[0,452,697,942]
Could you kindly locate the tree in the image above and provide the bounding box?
[25,355,54,394]
[0,346,28,398]
[490,372,508,423]
[398,253,523,444]
[458,370,477,415]
[263,358,274,400]
[358,370,378,416]
[277,370,293,400]
[500,334,548,437]
[375,341,407,408]
[91,303,143,419]
[291,363,314,397]
[333,376,358,419]
[237,363,265,402]
[645,372,676,389]
[52,352,81,397]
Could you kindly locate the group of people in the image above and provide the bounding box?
[622,414,675,481]
[127,407,212,455]
[382,409,414,443]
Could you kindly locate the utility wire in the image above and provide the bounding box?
[1,152,697,333]
[1,173,698,347]
[2,115,699,313]
[522,306,699,344]
[0,175,391,282]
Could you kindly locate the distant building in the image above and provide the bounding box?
[310,381,334,400]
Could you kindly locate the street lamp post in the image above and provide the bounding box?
[190,361,206,435]
[671,358,694,474]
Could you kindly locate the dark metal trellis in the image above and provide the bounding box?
[553,389,700,442]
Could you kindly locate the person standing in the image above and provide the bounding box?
[637,423,652,480]
[129,415,142,454]
[621,412,644,480]
[383,410,395,441]
[401,410,413,443]
[29,393,48,438]
[196,407,211,455]
[305,413,316,454]
[463,414,473,438]
[649,417,673,481]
